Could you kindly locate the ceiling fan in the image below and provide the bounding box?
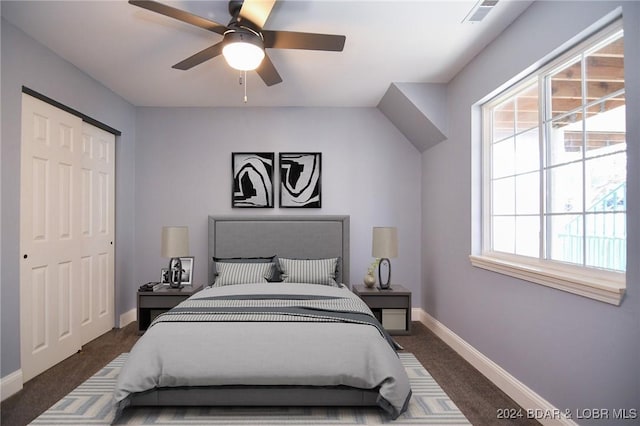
[129,0,346,86]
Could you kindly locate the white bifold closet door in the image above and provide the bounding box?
[20,94,115,382]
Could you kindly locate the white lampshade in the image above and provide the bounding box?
[372,227,398,258]
[222,29,265,71]
[161,226,189,258]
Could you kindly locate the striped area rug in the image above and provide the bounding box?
[31,353,469,425]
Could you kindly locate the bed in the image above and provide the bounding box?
[114,215,411,419]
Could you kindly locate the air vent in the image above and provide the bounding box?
[463,0,499,23]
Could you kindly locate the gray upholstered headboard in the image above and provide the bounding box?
[208,215,350,285]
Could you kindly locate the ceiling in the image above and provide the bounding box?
[1,0,533,107]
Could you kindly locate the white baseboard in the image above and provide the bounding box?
[1,369,23,401]
[119,308,136,328]
[412,308,577,426]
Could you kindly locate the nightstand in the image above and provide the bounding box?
[353,284,412,335]
[137,284,203,333]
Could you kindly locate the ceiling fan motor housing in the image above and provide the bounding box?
[228,0,244,19]
[224,27,264,49]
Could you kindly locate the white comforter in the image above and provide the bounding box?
[114,283,411,418]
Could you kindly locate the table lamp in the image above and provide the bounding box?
[372,227,398,290]
[161,226,189,289]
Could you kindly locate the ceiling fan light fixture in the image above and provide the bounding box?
[222,30,265,71]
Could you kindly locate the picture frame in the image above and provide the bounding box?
[232,152,274,208]
[160,268,170,285]
[279,152,322,208]
[179,256,194,286]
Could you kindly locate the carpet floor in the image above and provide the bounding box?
[1,321,540,426]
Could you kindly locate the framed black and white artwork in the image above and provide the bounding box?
[160,268,170,285]
[179,256,194,286]
[279,152,322,208]
[232,152,274,208]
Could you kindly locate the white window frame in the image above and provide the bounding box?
[470,20,626,306]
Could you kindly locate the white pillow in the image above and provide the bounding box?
[278,258,339,286]
[214,262,274,286]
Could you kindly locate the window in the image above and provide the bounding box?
[471,21,626,305]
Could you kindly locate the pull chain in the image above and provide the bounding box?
[243,71,248,103]
[238,71,249,103]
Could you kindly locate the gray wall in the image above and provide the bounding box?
[422,1,640,421]
[1,19,137,377]
[133,107,422,301]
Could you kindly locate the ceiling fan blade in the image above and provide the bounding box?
[262,30,345,51]
[172,42,225,70]
[238,0,276,29]
[256,54,283,86]
[129,0,227,36]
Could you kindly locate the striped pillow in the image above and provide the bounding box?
[214,262,274,286]
[212,256,280,282]
[278,258,339,286]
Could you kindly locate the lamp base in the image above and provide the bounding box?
[377,258,392,290]
[169,257,183,289]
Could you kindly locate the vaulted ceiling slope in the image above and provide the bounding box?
[1,1,532,108]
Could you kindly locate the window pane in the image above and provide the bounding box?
[516,83,539,133]
[585,213,626,271]
[548,112,584,166]
[585,101,625,158]
[586,36,624,100]
[585,212,625,237]
[550,58,582,119]
[492,177,515,215]
[493,216,515,254]
[585,152,626,213]
[516,172,539,214]
[547,163,583,214]
[492,138,514,178]
[493,99,515,140]
[548,214,583,265]
[515,128,539,174]
[515,216,539,257]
